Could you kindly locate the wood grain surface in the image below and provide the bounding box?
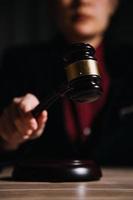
[0,167,133,200]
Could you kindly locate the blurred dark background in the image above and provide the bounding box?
[0,0,132,65]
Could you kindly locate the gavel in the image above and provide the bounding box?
[13,43,103,182]
[32,43,102,118]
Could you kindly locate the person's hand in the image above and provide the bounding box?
[0,93,48,150]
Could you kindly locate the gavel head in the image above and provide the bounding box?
[63,43,103,103]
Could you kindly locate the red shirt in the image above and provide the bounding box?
[63,44,110,141]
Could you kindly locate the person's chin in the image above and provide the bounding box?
[72,25,93,38]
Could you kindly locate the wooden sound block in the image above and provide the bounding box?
[12,159,102,182]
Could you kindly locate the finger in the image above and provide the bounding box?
[14,114,38,139]
[18,93,39,112]
[37,110,48,124]
[30,110,48,139]
[13,97,23,104]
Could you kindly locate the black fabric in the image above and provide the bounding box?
[0,35,133,167]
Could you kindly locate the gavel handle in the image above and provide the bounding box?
[31,84,72,118]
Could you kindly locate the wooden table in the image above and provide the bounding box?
[0,167,133,200]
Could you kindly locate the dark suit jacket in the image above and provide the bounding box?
[0,36,133,166]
